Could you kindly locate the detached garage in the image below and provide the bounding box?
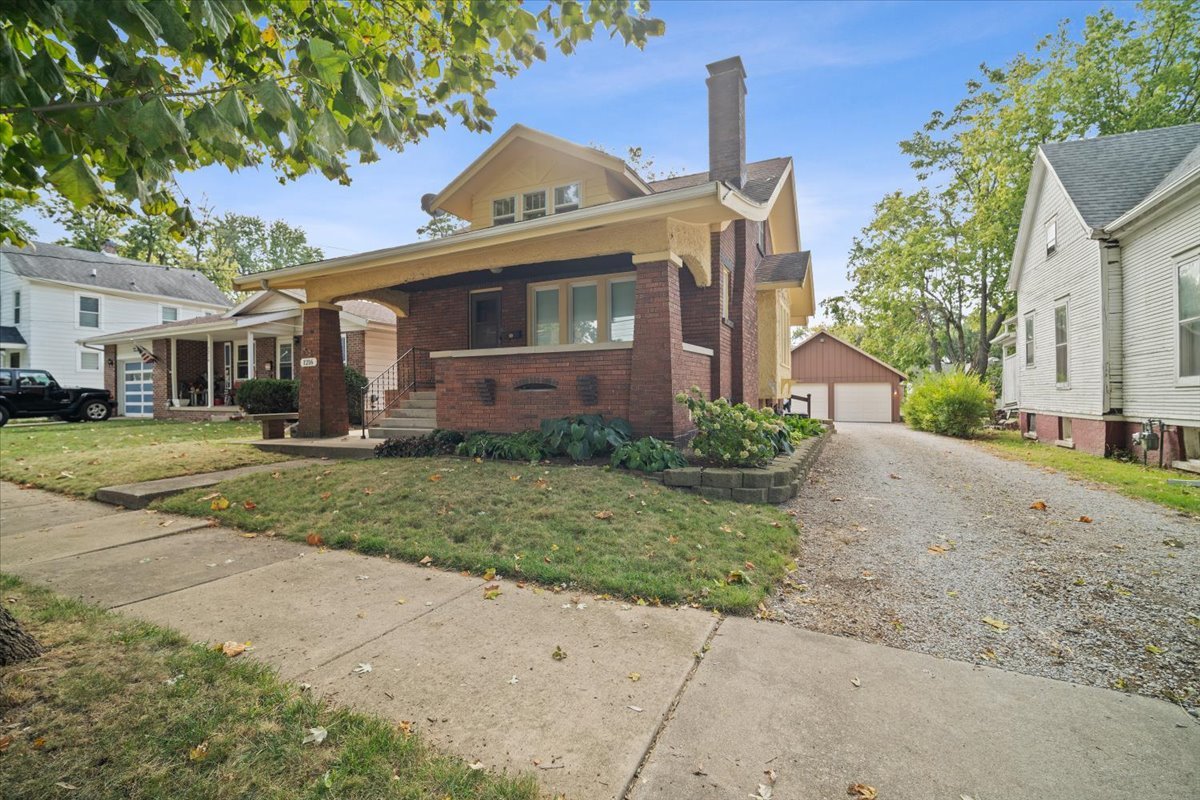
[789,331,907,422]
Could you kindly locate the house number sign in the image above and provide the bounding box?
[300,357,318,368]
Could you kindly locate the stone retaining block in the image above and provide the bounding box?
[666,431,831,505]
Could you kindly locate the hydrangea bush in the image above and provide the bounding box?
[675,387,791,467]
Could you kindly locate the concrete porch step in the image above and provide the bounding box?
[375,416,436,430]
[403,396,437,409]
[386,406,438,419]
[367,427,431,439]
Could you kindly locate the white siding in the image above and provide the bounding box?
[0,269,32,365]
[363,325,397,379]
[1015,175,1105,416]
[11,278,219,389]
[1118,198,1200,424]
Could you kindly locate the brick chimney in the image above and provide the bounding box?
[707,56,747,189]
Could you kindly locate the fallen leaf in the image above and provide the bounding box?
[429,474,443,482]
[221,641,247,658]
[483,585,502,600]
[468,761,484,770]
[58,470,74,479]
[667,535,680,544]
[302,726,327,745]
[306,533,324,547]
[240,533,257,539]
[482,568,496,581]
[1145,644,1165,655]
[627,705,644,712]
[928,545,948,555]
[534,478,550,490]
[1029,500,1047,510]
[164,674,184,686]
[980,648,997,661]
[551,645,567,661]
[509,474,521,481]
[1077,515,1092,523]
[847,784,877,799]
[850,677,861,688]
[0,734,11,752]
[982,617,1010,632]
[726,570,746,584]
[363,488,374,495]
[242,500,257,510]
[320,492,332,501]
[888,473,901,479]
[210,496,230,511]
[831,496,844,502]
[764,769,777,784]
[419,555,432,565]
[628,672,641,682]
[189,741,209,761]
[397,720,414,737]
[752,784,773,799]
[55,782,78,791]
[594,510,614,520]
[353,662,372,674]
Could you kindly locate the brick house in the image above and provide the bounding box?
[83,289,396,419]
[233,56,816,441]
[998,123,1199,472]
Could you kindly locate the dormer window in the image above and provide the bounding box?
[522,190,547,220]
[554,183,581,213]
[493,196,517,225]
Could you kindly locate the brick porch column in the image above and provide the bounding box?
[629,257,690,441]
[297,302,348,438]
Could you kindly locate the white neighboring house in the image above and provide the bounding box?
[0,242,230,391]
[999,122,1200,472]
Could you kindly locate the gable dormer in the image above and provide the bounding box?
[426,125,651,229]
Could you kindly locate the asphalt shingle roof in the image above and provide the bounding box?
[1041,123,1200,229]
[756,250,810,286]
[1,242,231,307]
[647,156,791,203]
[0,326,26,346]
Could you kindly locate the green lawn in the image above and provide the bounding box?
[0,574,537,800]
[159,457,798,613]
[977,430,1199,516]
[0,419,287,498]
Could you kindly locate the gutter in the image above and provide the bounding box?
[235,181,769,290]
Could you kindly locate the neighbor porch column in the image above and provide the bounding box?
[297,302,348,438]
[247,331,256,379]
[170,338,178,406]
[629,255,688,441]
[206,334,214,408]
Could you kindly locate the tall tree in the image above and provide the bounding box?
[41,196,123,251]
[122,214,183,264]
[0,199,35,242]
[0,1,665,244]
[839,0,1200,375]
[209,213,323,275]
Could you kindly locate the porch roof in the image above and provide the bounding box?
[80,305,371,347]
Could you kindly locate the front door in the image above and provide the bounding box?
[470,291,502,349]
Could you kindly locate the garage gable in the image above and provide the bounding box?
[790,331,907,382]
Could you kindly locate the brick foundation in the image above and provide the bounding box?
[1020,410,1191,462]
[297,304,348,438]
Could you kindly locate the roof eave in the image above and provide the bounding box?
[1103,167,1200,235]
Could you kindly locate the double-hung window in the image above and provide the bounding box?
[235,345,249,380]
[1054,299,1069,386]
[1179,258,1200,380]
[79,349,100,371]
[277,342,294,380]
[78,295,100,328]
[12,290,19,324]
[529,273,636,346]
[554,183,581,213]
[1024,313,1035,367]
[492,196,517,225]
[522,190,547,220]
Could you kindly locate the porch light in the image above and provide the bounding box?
[265,360,274,374]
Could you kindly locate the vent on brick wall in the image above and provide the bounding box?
[513,376,558,392]
[477,378,497,405]
[576,375,599,405]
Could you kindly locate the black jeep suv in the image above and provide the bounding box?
[0,369,117,426]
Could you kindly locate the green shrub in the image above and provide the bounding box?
[676,387,792,467]
[782,415,824,444]
[456,431,549,462]
[901,369,994,438]
[235,379,298,414]
[540,414,632,460]
[374,429,464,458]
[345,366,369,426]
[611,436,688,473]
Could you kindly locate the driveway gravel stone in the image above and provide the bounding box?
[772,423,1199,712]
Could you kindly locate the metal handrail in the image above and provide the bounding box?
[359,348,431,437]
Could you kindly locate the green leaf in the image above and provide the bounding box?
[310,109,348,153]
[252,79,292,120]
[341,69,380,115]
[307,38,350,85]
[46,156,104,207]
[131,96,186,152]
[214,90,250,132]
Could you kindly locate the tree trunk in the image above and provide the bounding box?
[0,607,43,666]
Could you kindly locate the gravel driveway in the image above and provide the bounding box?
[773,423,1199,713]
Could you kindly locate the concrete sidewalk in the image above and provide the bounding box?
[1,482,1196,799]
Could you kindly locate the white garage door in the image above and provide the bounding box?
[834,383,892,422]
[789,383,828,419]
[123,361,154,417]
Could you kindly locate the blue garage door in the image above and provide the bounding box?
[123,361,154,417]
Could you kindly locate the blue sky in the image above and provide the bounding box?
[28,0,1134,318]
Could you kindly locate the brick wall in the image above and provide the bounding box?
[103,345,117,402]
[728,220,761,404]
[344,331,366,374]
[253,336,276,379]
[151,338,170,416]
[678,349,712,400]
[435,348,632,432]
